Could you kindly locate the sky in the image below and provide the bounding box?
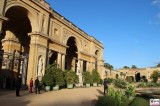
[46,0,160,69]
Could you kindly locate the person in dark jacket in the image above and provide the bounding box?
[16,76,22,97]
[35,77,40,94]
[103,79,108,95]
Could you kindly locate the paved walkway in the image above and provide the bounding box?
[0,86,103,106]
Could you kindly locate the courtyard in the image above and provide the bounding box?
[0,86,103,106]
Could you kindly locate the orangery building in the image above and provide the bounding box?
[0,0,104,87]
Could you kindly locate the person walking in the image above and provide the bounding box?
[29,78,33,93]
[35,77,40,94]
[16,75,22,97]
[103,79,108,95]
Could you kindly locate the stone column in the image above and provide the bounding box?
[62,54,65,71]
[86,61,89,71]
[80,60,83,72]
[57,53,62,68]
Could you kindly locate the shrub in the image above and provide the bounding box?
[42,74,54,86]
[151,70,160,83]
[96,95,118,106]
[126,76,133,83]
[64,70,79,84]
[45,63,65,87]
[146,82,157,87]
[139,82,147,87]
[125,85,136,97]
[82,71,93,84]
[92,69,100,83]
[113,79,127,89]
[104,78,114,84]
[100,79,103,84]
[129,97,149,106]
[107,87,128,106]
[53,68,65,87]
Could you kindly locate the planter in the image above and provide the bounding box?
[93,83,97,87]
[45,86,50,92]
[86,83,91,88]
[53,85,59,91]
[98,84,102,86]
[67,84,73,89]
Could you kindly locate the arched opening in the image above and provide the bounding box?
[141,76,147,82]
[2,6,31,52]
[49,51,58,65]
[95,50,99,70]
[0,6,31,89]
[115,74,119,79]
[135,73,141,82]
[65,37,78,71]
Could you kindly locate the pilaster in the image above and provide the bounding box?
[62,54,65,70]
[57,52,62,68]
[27,32,49,85]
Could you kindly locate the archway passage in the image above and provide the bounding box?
[135,73,141,82]
[0,6,32,89]
[2,6,31,53]
[95,50,99,70]
[49,51,58,65]
[65,37,78,71]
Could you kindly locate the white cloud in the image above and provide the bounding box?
[157,12,160,18]
[151,0,160,6]
[147,13,160,25]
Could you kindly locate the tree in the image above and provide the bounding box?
[123,66,130,69]
[157,63,160,67]
[104,63,114,76]
[131,65,137,69]
[151,70,160,83]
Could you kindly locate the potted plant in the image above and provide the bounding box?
[64,70,79,89]
[92,69,100,87]
[83,71,93,87]
[42,74,54,92]
[53,68,65,90]
[98,79,103,86]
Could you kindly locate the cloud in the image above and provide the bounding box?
[147,12,160,25]
[151,0,160,6]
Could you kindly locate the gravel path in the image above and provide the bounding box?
[0,86,103,106]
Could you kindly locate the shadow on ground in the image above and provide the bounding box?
[96,89,104,95]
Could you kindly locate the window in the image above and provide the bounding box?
[54,28,58,35]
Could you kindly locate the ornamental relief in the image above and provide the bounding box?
[51,22,61,42]
[83,40,89,53]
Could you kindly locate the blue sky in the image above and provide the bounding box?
[46,0,160,69]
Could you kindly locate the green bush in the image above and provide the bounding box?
[96,95,118,106]
[53,68,65,87]
[83,71,93,84]
[92,69,100,83]
[146,82,157,87]
[45,63,65,87]
[100,79,103,84]
[42,74,54,86]
[104,78,114,84]
[107,87,129,106]
[129,97,149,106]
[113,79,127,89]
[64,70,79,84]
[125,85,136,97]
[151,70,160,83]
[126,76,133,83]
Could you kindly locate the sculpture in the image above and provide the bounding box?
[37,58,43,76]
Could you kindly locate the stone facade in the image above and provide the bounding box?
[103,67,160,81]
[0,0,104,86]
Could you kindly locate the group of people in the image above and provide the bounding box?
[16,75,108,97]
[16,76,41,97]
